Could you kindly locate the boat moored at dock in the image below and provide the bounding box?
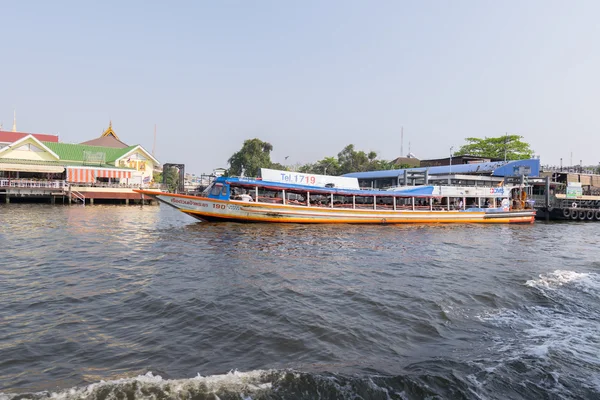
[136,169,535,224]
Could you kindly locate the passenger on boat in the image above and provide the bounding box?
[240,193,253,202]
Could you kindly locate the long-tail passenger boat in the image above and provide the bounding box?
[136,169,535,224]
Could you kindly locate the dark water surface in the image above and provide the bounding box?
[1,204,599,399]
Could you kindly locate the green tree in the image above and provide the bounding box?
[227,138,274,177]
[163,166,180,192]
[270,162,288,171]
[454,135,534,160]
[338,144,370,174]
[298,156,341,175]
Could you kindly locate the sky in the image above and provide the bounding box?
[2,0,599,174]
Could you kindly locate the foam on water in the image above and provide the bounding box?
[476,270,600,393]
[0,370,273,400]
[0,370,419,400]
[525,269,596,291]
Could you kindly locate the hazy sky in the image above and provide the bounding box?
[2,1,599,173]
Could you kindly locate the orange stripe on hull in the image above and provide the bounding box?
[181,209,534,224]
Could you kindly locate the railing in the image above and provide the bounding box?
[71,190,85,204]
[542,165,599,174]
[69,182,165,189]
[0,179,66,189]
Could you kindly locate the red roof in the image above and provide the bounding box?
[0,130,59,143]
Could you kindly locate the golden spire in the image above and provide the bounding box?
[101,121,121,140]
[12,109,17,132]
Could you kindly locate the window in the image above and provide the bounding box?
[210,184,223,196]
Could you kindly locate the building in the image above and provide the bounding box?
[343,159,541,189]
[419,155,501,167]
[0,123,160,204]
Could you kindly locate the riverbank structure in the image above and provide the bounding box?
[0,123,161,205]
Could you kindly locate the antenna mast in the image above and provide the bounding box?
[400,126,404,157]
[152,124,157,157]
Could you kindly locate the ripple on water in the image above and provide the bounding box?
[0,205,599,399]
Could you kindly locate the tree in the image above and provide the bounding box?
[298,156,340,175]
[227,138,274,177]
[454,135,534,160]
[163,166,180,192]
[338,144,370,174]
[297,145,398,175]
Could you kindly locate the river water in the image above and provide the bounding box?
[0,204,599,399]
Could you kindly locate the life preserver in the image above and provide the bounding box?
[572,202,578,208]
[562,208,570,218]
[586,211,594,220]
[578,210,586,221]
[595,210,600,221]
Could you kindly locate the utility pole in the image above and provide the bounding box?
[400,126,404,157]
[504,132,508,162]
[152,124,157,157]
[449,146,454,185]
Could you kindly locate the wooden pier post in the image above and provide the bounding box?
[545,175,550,222]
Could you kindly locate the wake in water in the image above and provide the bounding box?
[0,369,461,400]
[475,270,600,398]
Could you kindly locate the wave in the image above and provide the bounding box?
[525,269,598,292]
[4,365,597,400]
[474,270,600,395]
[0,369,443,400]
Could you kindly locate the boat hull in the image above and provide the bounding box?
[137,191,535,224]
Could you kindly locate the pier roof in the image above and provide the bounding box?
[343,159,540,179]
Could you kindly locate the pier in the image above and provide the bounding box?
[0,179,157,205]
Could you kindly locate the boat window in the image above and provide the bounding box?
[395,197,412,209]
[202,182,215,197]
[286,191,306,205]
[377,196,395,209]
[221,185,228,196]
[332,195,353,208]
[355,195,374,209]
[210,184,223,196]
[256,187,283,203]
[310,194,329,207]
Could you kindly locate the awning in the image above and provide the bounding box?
[0,163,65,173]
[67,167,133,183]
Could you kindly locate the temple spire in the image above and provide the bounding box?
[101,121,121,140]
[12,110,17,132]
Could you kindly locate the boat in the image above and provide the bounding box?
[135,169,535,224]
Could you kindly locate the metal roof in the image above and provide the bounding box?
[0,157,134,170]
[343,159,540,179]
[219,177,436,196]
[43,142,137,163]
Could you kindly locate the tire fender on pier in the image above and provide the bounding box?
[571,210,579,220]
[586,211,594,220]
[595,210,600,221]
[578,210,586,221]
[563,209,571,218]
